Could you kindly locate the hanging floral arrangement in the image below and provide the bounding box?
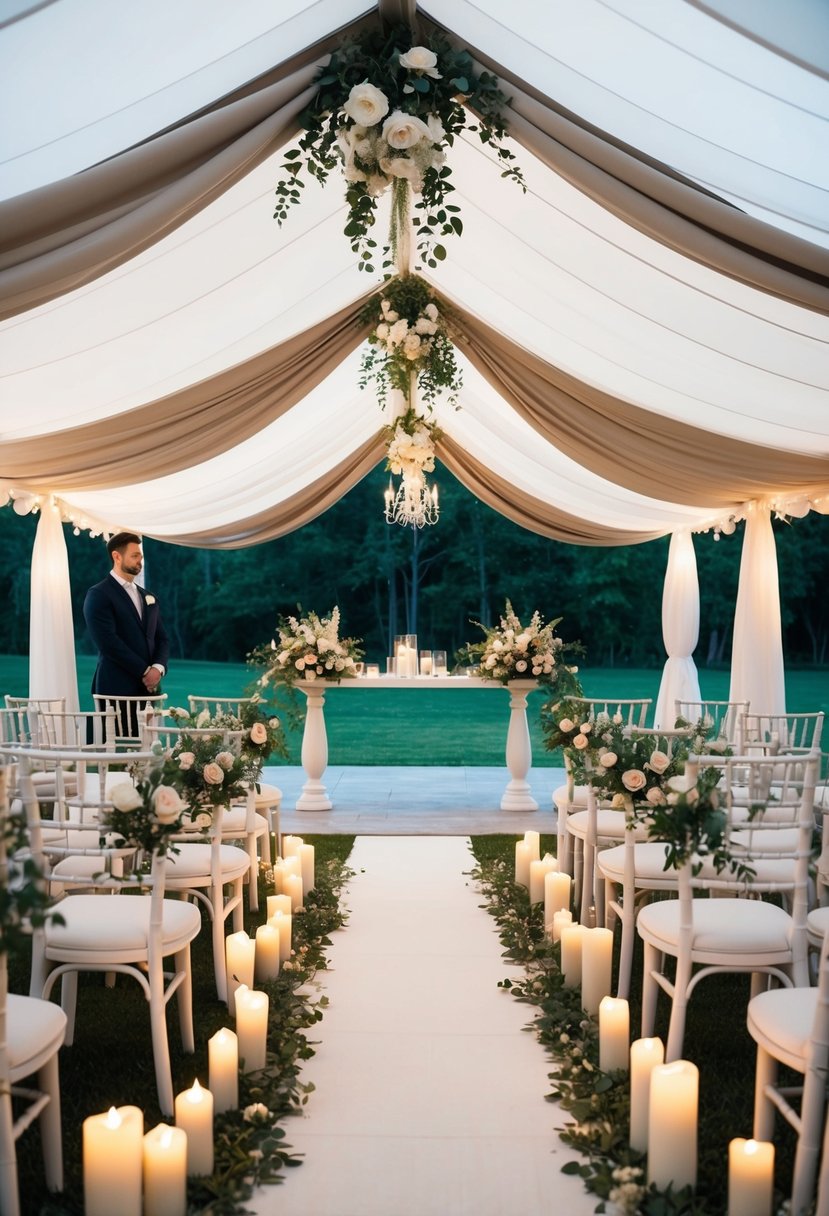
[274,25,523,271]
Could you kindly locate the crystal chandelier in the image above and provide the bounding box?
[384,468,439,529]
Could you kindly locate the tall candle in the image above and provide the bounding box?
[225,930,255,1016]
[174,1079,214,1176]
[272,859,285,894]
[728,1139,774,1216]
[236,985,269,1073]
[208,1028,238,1114]
[268,909,292,963]
[254,923,281,982]
[267,893,292,919]
[629,1037,665,1152]
[284,872,303,911]
[560,923,584,987]
[529,854,557,904]
[143,1124,187,1216]
[647,1060,698,1190]
[83,1105,143,1216]
[282,835,303,859]
[545,871,572,929]
[283,855,301,879]
[523,830,541,861]
[298,842,315,894]
[581,927,614,1014]
[514,841,531,887]
[551,908,573,943]
[598,997,630,1072]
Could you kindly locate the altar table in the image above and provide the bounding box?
[295,676,540,813]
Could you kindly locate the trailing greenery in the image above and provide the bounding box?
[468,836,797,1215]
[14,837,355,1215]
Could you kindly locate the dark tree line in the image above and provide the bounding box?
[1,465,827,668]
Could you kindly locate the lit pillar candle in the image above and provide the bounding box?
[647,1060,698,1191]
[629,1037,665,1152]
[254,923,281,982]
[599,997,630,1072]
[236,985,269,1073]
[560,923,584,987]
[143,1124,187,1216]
[268,909,292,963]
[298,842,315,895]
[284,872,303,911]
[208,1028,238,1114]
[283,855,301,880]
[83,1105,143,1216]
[514,841,531,888]
[174,1079,213,1177]
[267,893,292,919]
[581,927,614,1015]
[282,835,303,859]
[551,908,573,943]
[728,1139,774,1216]
[523,831,541,861]
[545,871,572,929]
[272,859,285,894]
[225,930,255,1017]
[529,854,557,904]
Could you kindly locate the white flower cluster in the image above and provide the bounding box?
[478,602,563,683]
[338,49,447,195]
[271,606,358,682]
[374,297,440,364]
[387,419,436,476]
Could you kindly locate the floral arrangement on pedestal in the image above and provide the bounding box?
[103,753,189,857]
[168,696,288,773]
[251,607,363,689]
[457,600,583,692]
[274,26,523,271]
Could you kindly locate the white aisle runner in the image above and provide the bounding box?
[250,836,591,1216]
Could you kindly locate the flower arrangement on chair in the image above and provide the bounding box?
[457,600,582,692]
[103,753,188,857]
[168,696,288,772]
[164,734,252,818]
[251,607,363,690]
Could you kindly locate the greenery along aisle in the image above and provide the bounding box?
[468,837,798,1216]
[13,838,355,1216]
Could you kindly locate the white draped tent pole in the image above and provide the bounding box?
[653,528,702,728]
[729,504,786,716]
[29,499,80,710]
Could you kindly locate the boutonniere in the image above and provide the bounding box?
[145,594,156,606]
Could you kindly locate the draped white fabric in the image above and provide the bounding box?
[729,506,787,715]
[28,501,79,710]
[653,530,702,729]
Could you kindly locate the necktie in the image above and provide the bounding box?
[126,582,143,619]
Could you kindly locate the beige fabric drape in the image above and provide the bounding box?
[1,296,373,490]
[437,434,665,545]
[457,307,829,508]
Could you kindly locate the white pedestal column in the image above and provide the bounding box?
[297,684,332,811]
[501,680,538,811]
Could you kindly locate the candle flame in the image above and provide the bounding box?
[745,1139,759,1155]
[105,1107,121,1129]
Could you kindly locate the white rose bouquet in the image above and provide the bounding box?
[100,753,189,858]
[457,600,582,691]
[251,607,363,690]
[163,732,250,817]
[168,695,288,776]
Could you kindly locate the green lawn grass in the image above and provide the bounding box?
[1,655,827,766]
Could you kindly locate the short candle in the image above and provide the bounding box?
[284,872,304,911]
[598,997,630,1073]
[514,840,531,888]
[551,907,573,943]
[208,1027,238,1113]
[174,1079,214,1177]
[728,1138,774,1216]
[647,1059,698,1191]
[629,1037,664,1152]
[254,922,280,982]
[268,908,293,963]
[529,854,557,904]
[298,842,315,894]
[545,870,571,930]
[523,830,541,861]
[267,893,292,919]
[143,1123,187,1216]
[225,930,255,1016]
[236,985,270,1073]
[581,927,614,1015]
[560,923,584,987]
[281,835,303,859]
[83,1105,143,1216]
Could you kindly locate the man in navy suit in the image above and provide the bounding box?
[83,531,170,733]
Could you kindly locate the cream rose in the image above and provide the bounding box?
[648,750,671,775]
[621,769,647,792]
[153,785,187,824]
[110,782,143,812]
[558,717,575,733]
[572,733,589,750]
[381,111,432,149]
[398,46,441,77]
[249,722,268,745]
[645,786,667,806]
[342,81,389,127]
[203,763,225,786]
[579,722,592,734]
[216,751,235,771]
[599,751,618,767]
[611,793,627,809]
[177,752,195,771]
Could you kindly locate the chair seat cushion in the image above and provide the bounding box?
[45,894,201,957]
[6,995,67,1077]
[220,808,269,836]
[598,844,797,892]
[638,896,793,957]
[254,783,282,809]
[807,906,829,949]
[747,986,816,1073]
[165,842,250,882]
[567,808,649,843]
[553,783,589,811]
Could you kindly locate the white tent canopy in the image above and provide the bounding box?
[1,0,828,713]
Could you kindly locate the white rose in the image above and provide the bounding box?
[707,738,728,753]
[378,153,424,190]
[110,783,143,813]
[342,81,390,127]
[196,709,211,727]
[648,750,671,775]
[622,769,647,792]
[515,632,530,651]
[216,751,235,771]
[613,713,624,725]
[381,111,432,150]
[667,773,693,794]
[153,785,186,824]
[203,763,225,786]
[177,752,196,771]
[515,660,528,672]
[295,657,306,670]
[398,46,441,78]
[425,112,445,143]
[250,722,268,745]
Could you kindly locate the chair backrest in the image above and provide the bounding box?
[675,699,749,748]
[92,693,167,743]
[4,696,65,713]
[29,708,118,749]
[0,708,31,747]
[568,697,651,728]
[741,712,824,753]
[187,695,254,718]
[141,722,246,755]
